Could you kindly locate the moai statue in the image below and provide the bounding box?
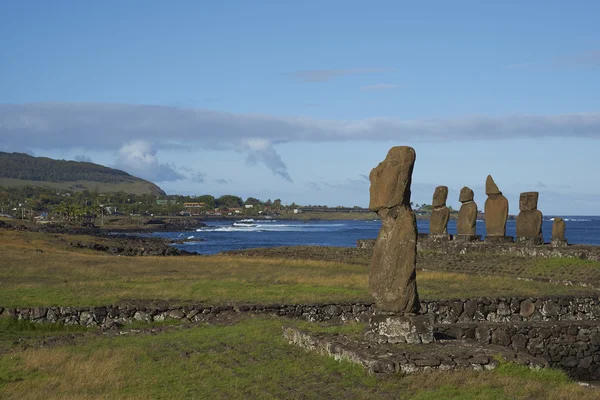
[516,192,543,245]
[456,186,479,241]
[429,186,450,240]
[484,175,512,243]
[367,146,432,344]
[551,218,567,247]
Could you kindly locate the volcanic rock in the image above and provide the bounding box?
[369,146,420,314]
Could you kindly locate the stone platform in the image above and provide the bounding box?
[365,314,434,344]
[283,326,548,375]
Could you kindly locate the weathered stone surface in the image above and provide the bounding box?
[484,175,509,237]
[430,186,450,235]
[459,186,474,203]
[516,192,543,243]
[552,218,566,241]
[432,186,448,207]
[369,146,420,314]
[367,314,434,344]
[457,188,477,236]
[284,326,548,376]
[369,146,416,212]
[455,234,481,242]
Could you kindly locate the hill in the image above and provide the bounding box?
[0,152,165,196]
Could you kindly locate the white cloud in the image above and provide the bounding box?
[1,103,600,182]
[74,155,93,163]
[113,140,184,182]
[241,139,292,182]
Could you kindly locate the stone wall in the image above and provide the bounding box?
[436,321,600,380]
[357,238,600,261]
[3,296,599,328]
[416,238,600,262]
[283,326,548,375]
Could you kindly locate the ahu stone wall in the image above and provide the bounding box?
[436,321,600,380]
[357,238,600,262]
[3,296,599,328]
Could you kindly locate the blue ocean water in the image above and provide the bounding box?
[144,216,600,255]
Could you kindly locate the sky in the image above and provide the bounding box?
[0,1,599,214]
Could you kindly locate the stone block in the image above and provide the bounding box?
[428,234,453,242]
[551,239,568,248]
[484,235,514,243]
[516,236,544,245]
[454,234,481,242]
[367,314,434,344]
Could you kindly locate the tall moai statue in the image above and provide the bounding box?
[516,192,543,245]
[367,146,433,345]
[368,146,420,314]
[429,186,451,240]
[484,175,512,242]
[456,186,479,241]
[551,217,567,247]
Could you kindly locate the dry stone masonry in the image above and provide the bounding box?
[516,192,543,245]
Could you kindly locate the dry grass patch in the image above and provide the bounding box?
[1,230,595,308]
[1,317,597,400]
[1,347,143,400]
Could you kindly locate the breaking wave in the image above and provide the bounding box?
[197,222,346,233]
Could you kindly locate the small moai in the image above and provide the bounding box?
[516,192,543,245]
[551,218,568,247]
[484,175,512,243]
[366,146,432,344]
[456,186,479,241]
[429,186,451,241]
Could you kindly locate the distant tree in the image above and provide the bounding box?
[216,195,243,209]
[245,197,262,206]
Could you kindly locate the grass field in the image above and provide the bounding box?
[1,229,600,399]
[0,177,161,196]
[1,230,596,307]
[229,246,600,287]
[1,316,598,400]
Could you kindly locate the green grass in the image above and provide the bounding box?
[1,231,596,308]
[0,316,596,400]
[1,230,596,308]
[0,177,160,196]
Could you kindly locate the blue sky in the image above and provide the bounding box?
[1,1,599,214]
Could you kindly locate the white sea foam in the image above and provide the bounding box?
[196,222,346,233]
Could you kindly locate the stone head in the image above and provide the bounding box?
[459,187,474,203]
[485,175,501,195]
[432,186,448,207]
[519,192,539,211]
[369,146,416,211]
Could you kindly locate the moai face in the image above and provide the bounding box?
[519,192,539,211]
[459,187,474,203]
[432,186,448,207]
[369,147,416,212]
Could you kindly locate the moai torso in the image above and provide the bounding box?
[429,186,449,235]
[369,146,420,314]
[516,192,543,239]
[457,186,477,235]
[552,218,566,241]
[484,175,509,236]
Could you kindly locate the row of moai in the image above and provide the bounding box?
[429,175,567,246]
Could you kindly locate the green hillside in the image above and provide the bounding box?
[0,152,165,196]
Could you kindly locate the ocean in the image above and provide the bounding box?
[143,216,600,255]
